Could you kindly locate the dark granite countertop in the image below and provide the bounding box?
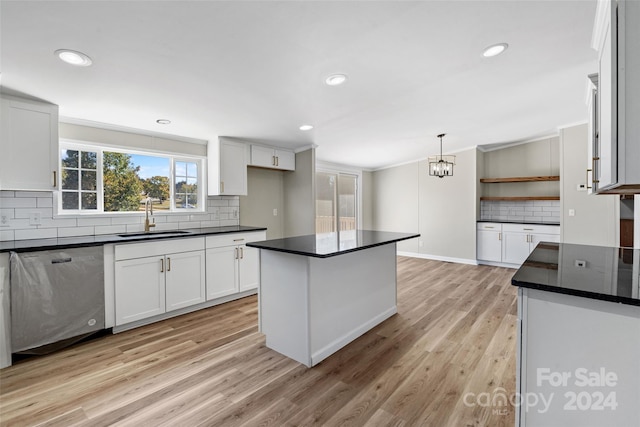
[477,220,560,226]
[0,225,267,253]
[512,242,639,306]
[246,230,419,258]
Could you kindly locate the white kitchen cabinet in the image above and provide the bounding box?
[205,231,266,300]
[0,95,58,191]
[207,137,248,196]
[502,224,561,265]
[250,144,295,171]
[516,288,640,426]
[114,238,205,326]
[478,222,560,266]
[476,222,503,263]
[114,256,166,325]
[591,0,640,194]
[165,250,206,312]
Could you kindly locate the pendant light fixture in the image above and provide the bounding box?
[428,133,455,178]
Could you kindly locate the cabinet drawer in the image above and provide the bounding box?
[115,237,205,261]
[502,223,559,235]
[206,231,266,249]
[476,222,502,231]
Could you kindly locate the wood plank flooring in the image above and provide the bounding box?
[0,257,518,427]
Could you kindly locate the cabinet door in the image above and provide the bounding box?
[477,230,502,262]
[165,251,206,312]
[238,245,260,291]
[206,246,238,300]
[0,97,58,191]
[502,232,531,265]
[596,0,617,190]
[219,140,247,195]
[250,145,276,168]
[275,149,295,171]
[115,257,165,325]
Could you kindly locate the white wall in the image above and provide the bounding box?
[362,171,374,229]
[240,167,285,240]
[372,147,479,262]
[283,148,315,237]
[560,124,618,246]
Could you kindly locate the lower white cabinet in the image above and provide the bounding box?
[205,231,266,300]
[477,222,503,262]
[114,238,205,326]
[477,223,560,266]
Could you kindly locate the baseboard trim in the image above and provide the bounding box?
[310,306,397,367]
[397,251,478,266]
[476,260,519,269]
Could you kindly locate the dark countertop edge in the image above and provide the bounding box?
[0,226,268,253]
[246,233,420,258]
[477,220,560,226]
[512,279,640,307]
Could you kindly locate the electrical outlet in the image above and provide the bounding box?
[273,208,278,217]
[233,209,238,219]
[568,209,575,217]
[29,212,41,225]
[0,215,8,226]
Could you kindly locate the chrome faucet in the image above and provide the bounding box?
[144,197,156,232]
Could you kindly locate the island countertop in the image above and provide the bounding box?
[511,242,640,306]
[247,230,420,258]
[246,230,419,258]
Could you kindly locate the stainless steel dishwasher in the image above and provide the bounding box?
[10,246,105,354]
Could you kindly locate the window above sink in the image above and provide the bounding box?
[57,140,205,216]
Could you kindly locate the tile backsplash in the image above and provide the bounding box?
[480,200,560,223]
[0,190,240,241]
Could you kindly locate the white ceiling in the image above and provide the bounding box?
[1,0,597,170]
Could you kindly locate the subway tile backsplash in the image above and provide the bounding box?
[480,200,561,224]
[0,190,240,241]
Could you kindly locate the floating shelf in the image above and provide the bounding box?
[480,196,560,201]
[480,175,560,183]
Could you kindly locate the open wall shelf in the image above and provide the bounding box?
[480,176,560,183]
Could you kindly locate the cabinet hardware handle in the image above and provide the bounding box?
[234,247,238,259]
[240,247,244,259]
[220,181,224,193]
[498,232,501,241]
[592,157,599,183]
[586,169,593,189]
[523,228,534,231]
[160,258,164,273]
[233,238,244,242]
[167,257,171,272]
[52,171,57,188]
[272,155,276,166]
[276,156,279,167]
[484,226,494,229]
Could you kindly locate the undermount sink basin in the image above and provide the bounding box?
[118,230,192,238]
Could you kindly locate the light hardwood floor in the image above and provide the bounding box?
[0,257,518,427]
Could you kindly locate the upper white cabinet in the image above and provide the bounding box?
[250,144,295,171]
[207,137,248,196]
[0,95,58,191]
[591,0,640,194]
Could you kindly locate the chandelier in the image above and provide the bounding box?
[428,133,455,178]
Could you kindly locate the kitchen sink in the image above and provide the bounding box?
[118,230,193,238]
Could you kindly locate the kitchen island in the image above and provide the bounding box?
[511,242,639,426]
[247,230,419,367]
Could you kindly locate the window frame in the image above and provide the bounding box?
[56,139,206,216]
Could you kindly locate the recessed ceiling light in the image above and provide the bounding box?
[482,43,509,58]
[299,124,314,131]
[55,49,92,66]
[325,74,348,86]
[156,119,171,125]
